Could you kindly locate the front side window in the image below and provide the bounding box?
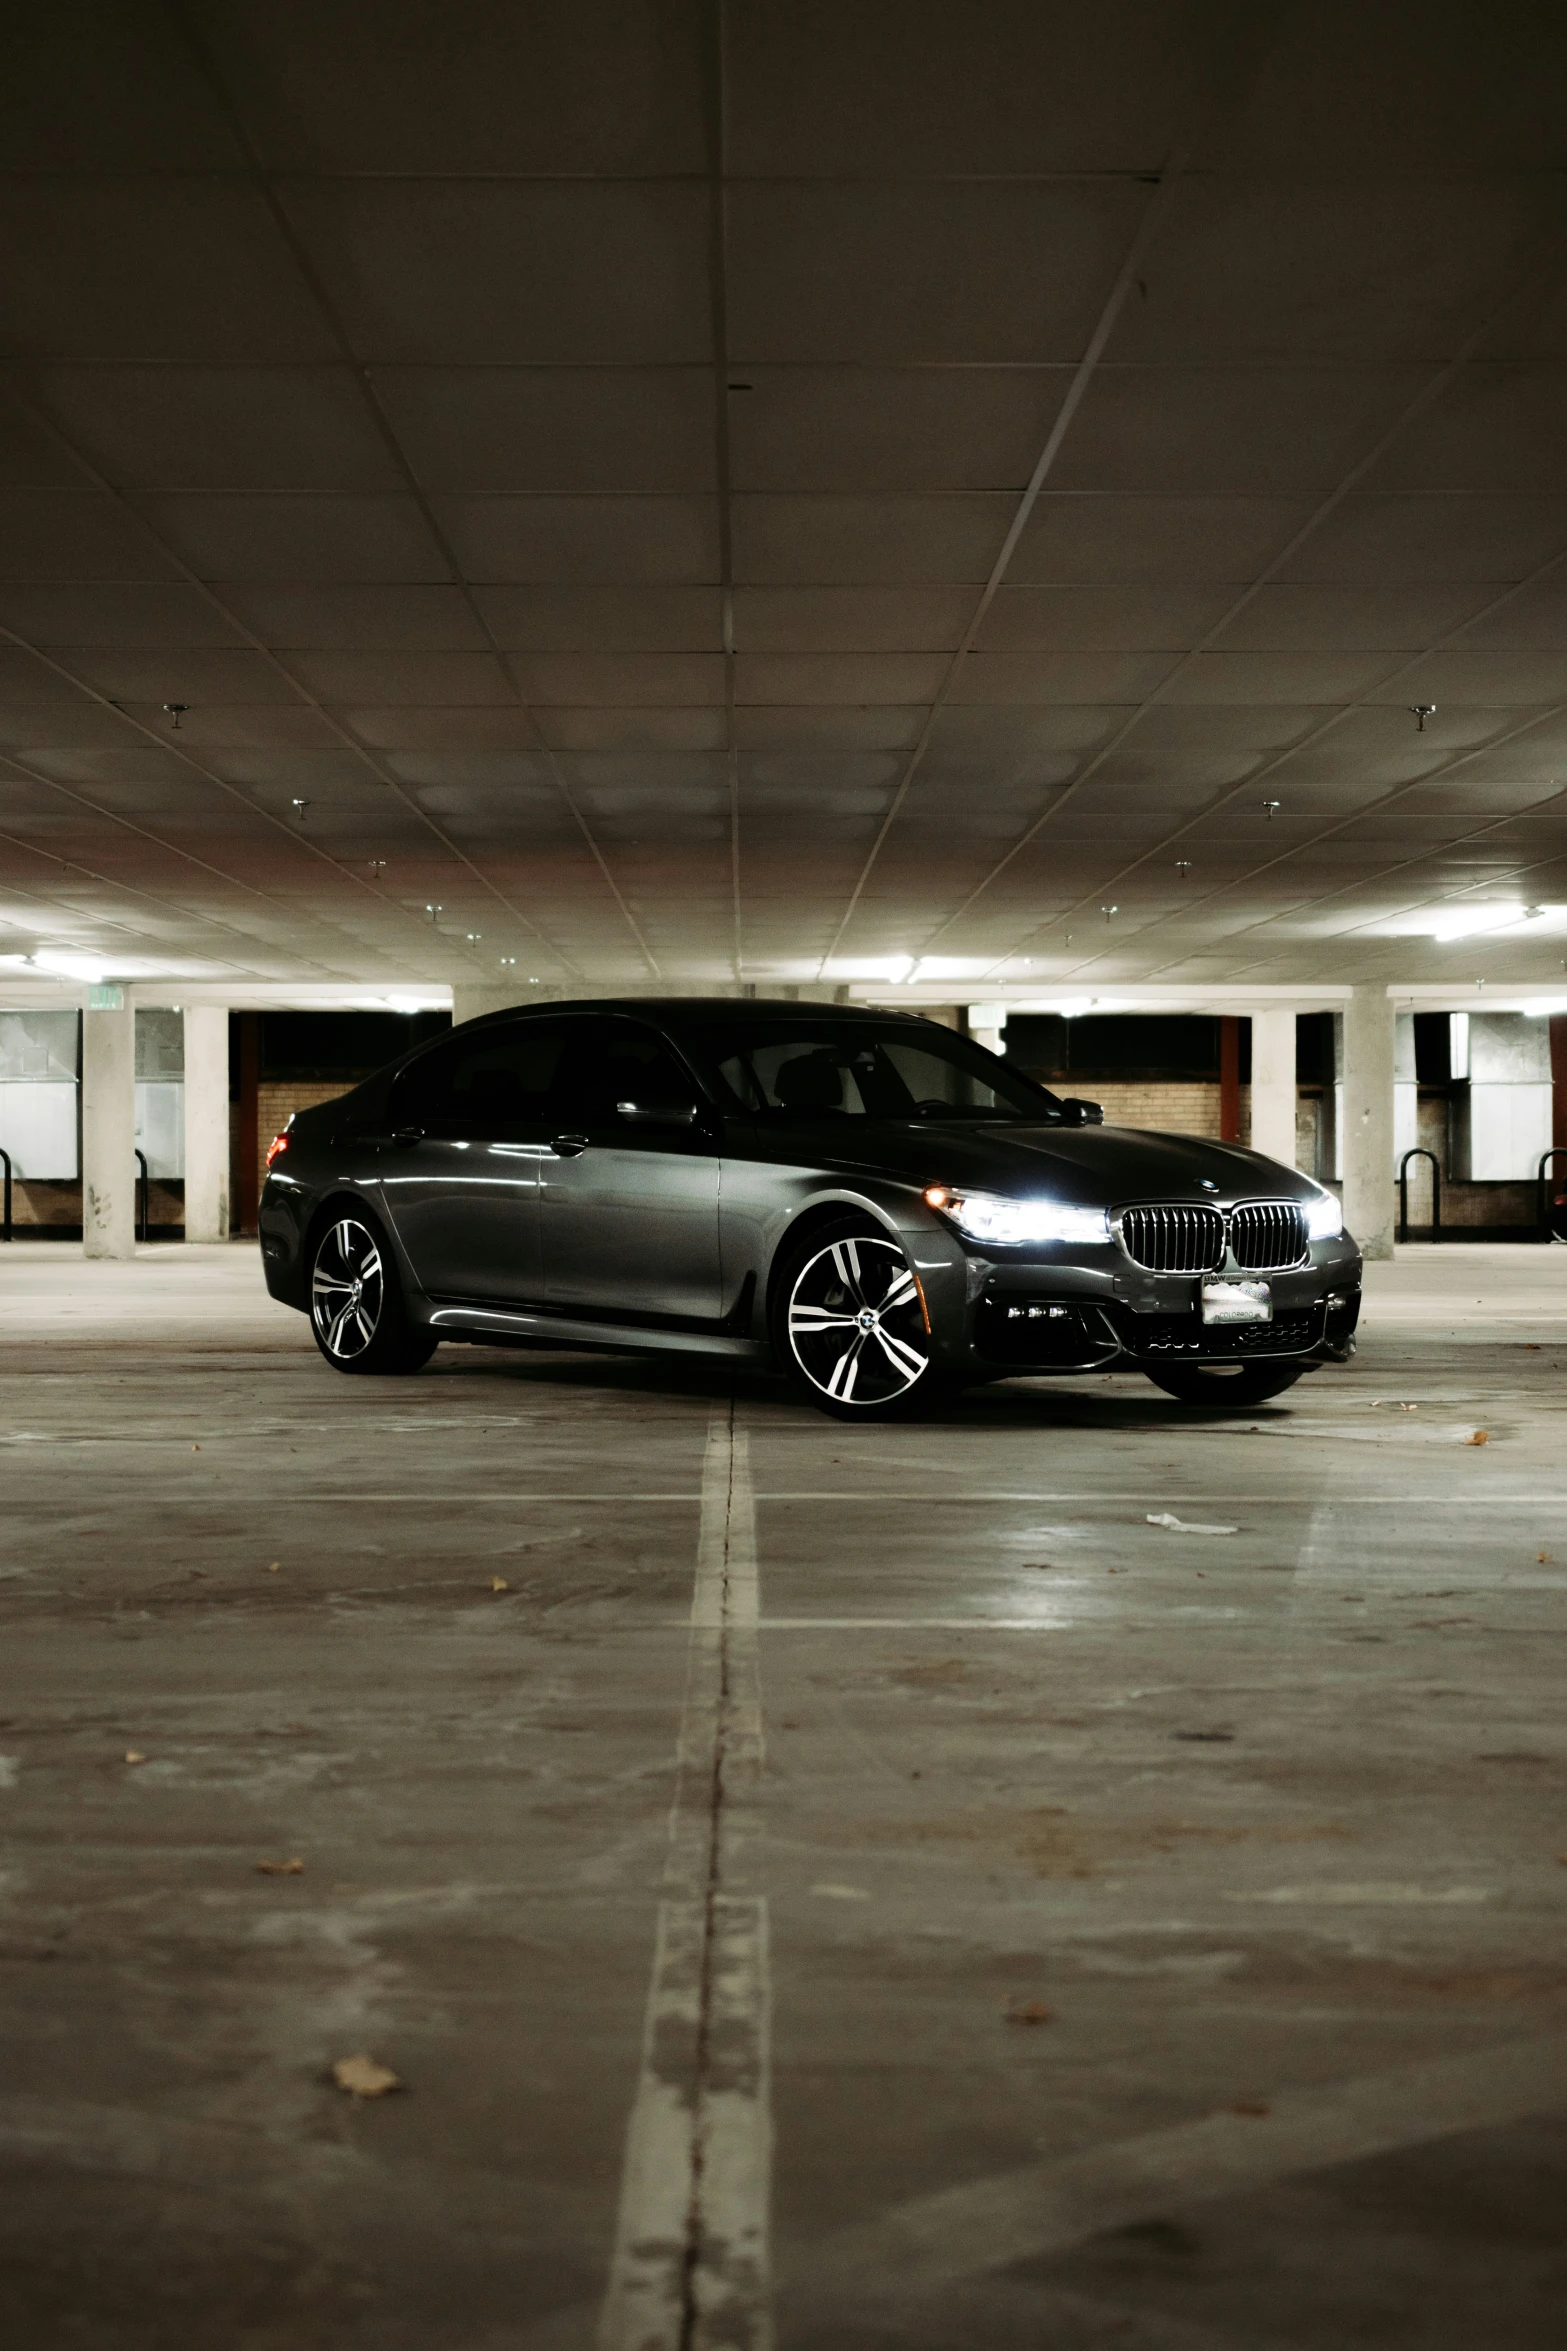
[681,1021,1060,1123]
[552,1020,703,1129]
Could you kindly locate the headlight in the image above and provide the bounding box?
[1306,1188,1343,1241]
[923,1185,1110,1248]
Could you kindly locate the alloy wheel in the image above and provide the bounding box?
[786,1233,929,1407]
[311,1217,385,1362]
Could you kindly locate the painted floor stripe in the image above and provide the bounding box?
[785,2030,1567,2322]
[597,1412,772,2351]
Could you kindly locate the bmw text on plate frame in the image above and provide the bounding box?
[258,1000,1362,1422]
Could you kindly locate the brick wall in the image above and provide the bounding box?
[1078,1080,1251,1142]
[235,1081,354,1224]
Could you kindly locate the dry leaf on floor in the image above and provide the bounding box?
[1231,2100,1270,2117]
[1464,1431,1489,1447]
[1005,2001,1053,2026]
[489,1576,509,1593]
[331,2054,402,2099]
[192,1444,200,1451]
[1147,1512,1239,1535]
[123,1750,147,1765]
[266,1561,280,1573]
[256,1858,304,1876]
[1539,1553,1551,1564]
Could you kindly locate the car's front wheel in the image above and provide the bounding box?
[774,1216,939,1421]
[309,1211,437,1376]
[1143,1359,1305,1408]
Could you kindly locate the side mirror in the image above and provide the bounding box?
[615,1099,699,1128]
[1059,1097,1104,1127]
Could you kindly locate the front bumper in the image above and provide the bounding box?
[958,1245,1362,1375]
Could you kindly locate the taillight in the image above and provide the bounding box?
[265,1130,291,1168]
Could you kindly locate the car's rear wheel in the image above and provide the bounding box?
[1143,1359,1305,1408]
[774,1217,938,1421]
[309,1211,437,1376]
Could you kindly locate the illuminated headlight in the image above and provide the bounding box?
[1305,1188,1343,1241]
[923,1185,1110,1248]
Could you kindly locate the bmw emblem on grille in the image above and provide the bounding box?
[1198,1178,1219,1191]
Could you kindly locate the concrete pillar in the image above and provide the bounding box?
[182,1006,230,1241]
[81,996,136,1259]
[1249,1008,1298,1168]
[1342,984,1395,1261]
[451,981,752,1027]
[452,984,543,1028]
[967,1001,1006,1057]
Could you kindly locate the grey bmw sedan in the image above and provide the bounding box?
[259,999,1362,1420]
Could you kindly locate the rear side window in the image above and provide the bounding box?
[391,1019,574,1136]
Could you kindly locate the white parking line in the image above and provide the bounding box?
[785,2030,1567,2324]
[597,1412,772,2351]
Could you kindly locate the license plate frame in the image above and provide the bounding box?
[1200,1278,1273,1326]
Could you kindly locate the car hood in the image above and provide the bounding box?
[759,1119,1320,1208]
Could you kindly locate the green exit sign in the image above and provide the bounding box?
[87,984,125,1010]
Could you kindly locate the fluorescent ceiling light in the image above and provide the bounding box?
[0,949,109,982]
[1430,902,1534,942]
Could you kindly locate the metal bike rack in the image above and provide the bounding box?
[0,1146,11,1242]
[1538,1147,1567,1243]
[1397,1147,1442,1244]
[135,1147,149,1244]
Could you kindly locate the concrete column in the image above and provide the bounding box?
[182,1006,230,1242]
[967,1001,1006,1057]
[452,984,542,1028]
[1249,1008,1298,1168]
[1342,984,1395,1260]
[81,997,136,1259]
[451,981,752,1026]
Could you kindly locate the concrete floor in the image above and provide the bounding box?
[2,1242,1565,2349]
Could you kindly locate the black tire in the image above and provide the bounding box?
[308,1210,438,1377]
[1143,1359,1306,1408]
[772,1215,940,1421]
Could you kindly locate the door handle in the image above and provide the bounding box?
[391,1126,424,1148]
[551,1133,589,1158]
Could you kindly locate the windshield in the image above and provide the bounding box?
[683,1020,1061,1123]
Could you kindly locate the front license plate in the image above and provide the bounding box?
[1201,1279,1272,1326]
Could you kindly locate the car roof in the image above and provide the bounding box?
[464,996,933,1031]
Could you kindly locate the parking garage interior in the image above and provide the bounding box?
[3,6,1567,2346]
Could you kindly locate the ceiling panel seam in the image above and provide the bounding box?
[930,212,1567,969]
[0,374,568,984]
[0,611,465,979]
[1127,745,1567,981]
[164,0,658,983]
[704,0,741,982]
[812,0,1286,975]
[1003,536,1567,974]
[0,847,276,973]
[0,747,356,979]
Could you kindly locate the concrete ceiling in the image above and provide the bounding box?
[4,0,1567,1004]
